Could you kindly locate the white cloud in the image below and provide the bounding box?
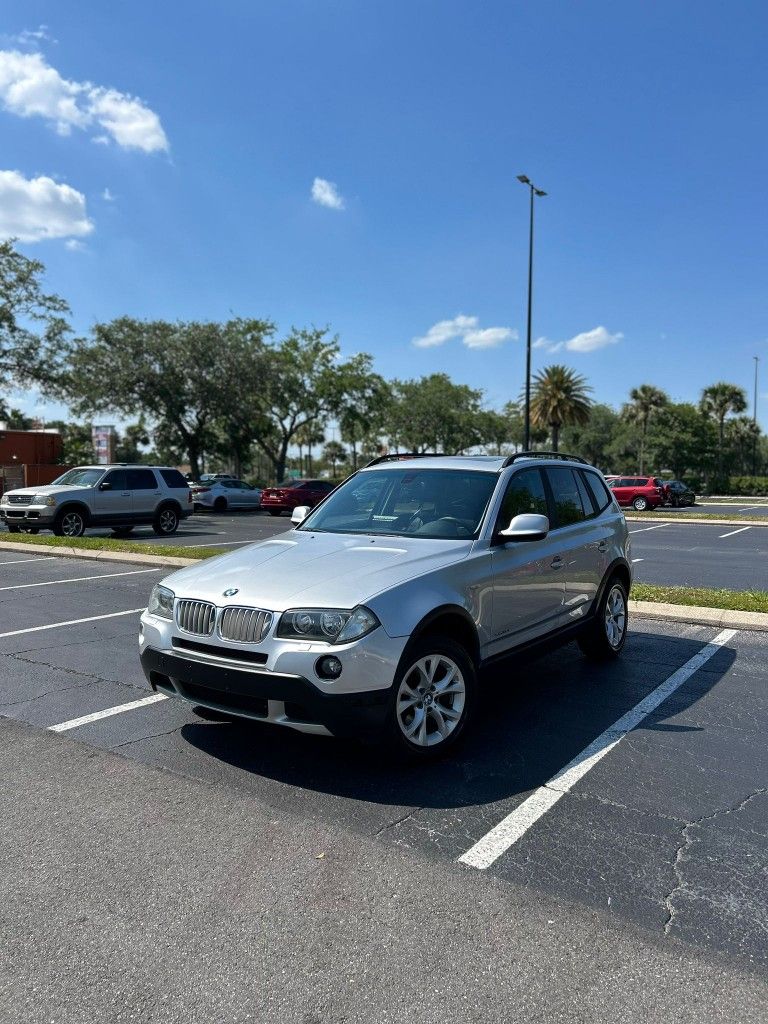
[101,187,115,201]
[533,326,622,354]
[4,25,57,48]
[463,327,517,349]
[311,177,345,210]
[0,49,168,152]
[413,315,516,350]
[0,170,93,242]
[64,238,85,251]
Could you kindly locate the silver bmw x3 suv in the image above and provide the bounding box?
[140,452,631,758]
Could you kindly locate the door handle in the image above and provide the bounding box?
[121,492,130,496]
[551,556,564,569]
[598,540,608,552]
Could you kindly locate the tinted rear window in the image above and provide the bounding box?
[127,469,158,490]
[545,467,587,527]
[583,471,612,512]
[160,469,189,488]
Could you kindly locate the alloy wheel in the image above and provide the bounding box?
[159,509,178,533]
[604,584,627,649]
[396,654,466,748]
[61,512,85,537]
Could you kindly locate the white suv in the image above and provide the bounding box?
[1,465,192,538]
[140,453,631,758]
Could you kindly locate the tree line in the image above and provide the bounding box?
[1,240,765,488]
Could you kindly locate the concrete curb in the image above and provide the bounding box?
[0,540,197,569]
[624,515,768,527]
[630,600,768,632]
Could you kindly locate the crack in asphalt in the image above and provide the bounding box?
[111,725,185,750]
[0,680,89,710]
[1,650,147,693]
[663,788,768,935]
[374,809,422,836]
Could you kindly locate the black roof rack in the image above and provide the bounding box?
[364,452,444,468]
[501,450,589,468]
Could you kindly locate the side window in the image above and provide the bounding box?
[159,469,188,489]
[102,469,127,490]
[583,471,612,513]
[575,471,596,517]
[496,469,548,531]
[127,468,158,490]
[546,467,586,527]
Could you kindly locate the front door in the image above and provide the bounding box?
[93,469,131,523]
[490,467,565,652]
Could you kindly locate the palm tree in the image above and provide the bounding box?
[527,365,593,452]
[294,421,326,475]
[623,384,668,474]
[700,382,748,478]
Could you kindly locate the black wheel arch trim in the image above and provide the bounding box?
[402,604,481,666]
[55,502,91,524]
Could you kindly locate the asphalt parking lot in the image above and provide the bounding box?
[1,549,766,1021]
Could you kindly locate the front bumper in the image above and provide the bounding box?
[140,645,392,738]
[0,504,56,524]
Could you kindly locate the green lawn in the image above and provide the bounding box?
[632,583,768,614]
[627,510,768,523]
[0,533,232,561]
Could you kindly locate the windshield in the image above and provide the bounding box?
[298,468,497,540]
[51,468,104,487]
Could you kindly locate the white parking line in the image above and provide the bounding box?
[631,558,644,563]
[0,567,161,593]
[0,556,61,566]
[49,693,169,732]
[737,506,764,512]
[718,526,752,539]
[0,608,144,639]
[628,524,669,534]
[458,628,738,870]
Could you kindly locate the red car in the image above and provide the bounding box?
[260,479,336,517]
[607,476,665,511]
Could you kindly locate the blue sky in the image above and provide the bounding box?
[2,0,766,428]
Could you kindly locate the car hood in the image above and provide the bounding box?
[1,484,90,498]
[163,530,474,611]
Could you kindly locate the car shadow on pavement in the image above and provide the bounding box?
[179,630,735,812]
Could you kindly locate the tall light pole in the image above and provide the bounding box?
[517,175,547,450]
[753,355,760,476]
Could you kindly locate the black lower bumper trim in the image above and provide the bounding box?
[140,646,390,738]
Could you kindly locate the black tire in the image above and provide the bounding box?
[578,577,629,660]
[7,525,20,534]
[152,506,180,536]
[384,635,477,761]
[632,496,648,511]
[269,510,282,517]
[213,497,227,513]
[111,526,134,537]
[53,508,86,538]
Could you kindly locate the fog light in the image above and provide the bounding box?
[316,655,342,680]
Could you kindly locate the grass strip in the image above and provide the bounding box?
[633,583,768,614]
[632,510,768,523]
[0,533,233,561]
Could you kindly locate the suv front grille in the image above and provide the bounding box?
[176,599,216,636]
[7,495,33,505]
[218,606,272,644]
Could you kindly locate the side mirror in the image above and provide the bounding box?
[291,505,310,525]
[498,513,549,542]
[99,481,112,491]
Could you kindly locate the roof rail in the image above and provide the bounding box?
[501,450,589,468]
[364,452,444,468]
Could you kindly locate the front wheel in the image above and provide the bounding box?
[152,506,179,536]
[385,636,476,761]
[578,578,628,660]
[53,509,86,538]
[632,496,648,511]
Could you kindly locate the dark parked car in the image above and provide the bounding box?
[259,479,336,516]
[661,480,696,508]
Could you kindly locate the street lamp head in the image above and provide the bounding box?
[516,174,530,184]
[535,188,547,197]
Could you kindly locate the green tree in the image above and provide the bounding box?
[645,403,717,480]
[45,420,97,465]
[0,240,70,401]
[337,354,391,470]
[389,374,488,453]
[322,440,347,477]
[700,382,748,479]
[528,365,593,452]
[115,420,151,464]
[560,403,621,469]
[622,384,668,474]
[294,421,327,476]
[0,403,35,429]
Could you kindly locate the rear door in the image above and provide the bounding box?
[93,469,130,522]
[543,467,605,620]
[127,468,161,519]
[489,467,566,649]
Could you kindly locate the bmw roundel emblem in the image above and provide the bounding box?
[223,588,239,597]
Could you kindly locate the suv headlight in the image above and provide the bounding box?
[33,494,56,507]
[277,606,380,644]
[148,585,175,620]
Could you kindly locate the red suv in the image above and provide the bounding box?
[607,476,664,511]
[260,479,336,517]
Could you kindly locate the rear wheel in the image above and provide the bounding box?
[385,636,476,761]
[213,497,227,512]
[632,496,648,511]
[53,509,86,538]
[578,578,628,660]
[269,510,282,517]
[152,506,179,536]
